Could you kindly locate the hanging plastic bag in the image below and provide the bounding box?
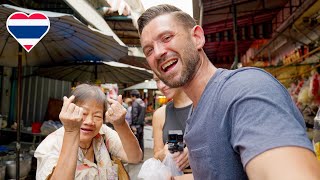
[138,158,171,180]
[162,153,184,176]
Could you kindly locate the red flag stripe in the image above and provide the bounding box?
[23,45,33,51]
[10,13,47,19]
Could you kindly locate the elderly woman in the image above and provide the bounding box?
[35,84,142,179]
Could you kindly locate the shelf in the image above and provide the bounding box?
[250,46,320,70]
[269,46,320,74]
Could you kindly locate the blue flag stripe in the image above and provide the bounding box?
[8,26,48,39]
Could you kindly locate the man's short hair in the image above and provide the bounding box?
[130,89,140,98]
[137,4,197,35]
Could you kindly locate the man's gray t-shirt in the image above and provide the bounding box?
[184,67,313,180]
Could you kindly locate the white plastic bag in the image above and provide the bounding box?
[138,158,171,180]
[40,120,62,135]
[163,153,184,176]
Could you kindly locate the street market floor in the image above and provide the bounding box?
[126,148,153,179]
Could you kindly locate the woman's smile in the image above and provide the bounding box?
[80,127,94,134]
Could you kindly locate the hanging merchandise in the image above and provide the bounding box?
[294,79,305,96]
[289,71,320,108]
[288,71,320,127]
[309,72,320,105]
[298,86,311,105]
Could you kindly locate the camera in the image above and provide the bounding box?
[167,130,185,153]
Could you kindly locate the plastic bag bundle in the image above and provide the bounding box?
[40,120,62,135]
[162,153,183,176]
[138,158,171,180]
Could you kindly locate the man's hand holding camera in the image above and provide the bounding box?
[173,147,189,171]
[167,130,190,171]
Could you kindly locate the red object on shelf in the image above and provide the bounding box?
[32,122,42,133]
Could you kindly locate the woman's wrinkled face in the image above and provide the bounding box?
[77,99,104,143]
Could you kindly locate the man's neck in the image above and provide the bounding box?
[183,53,217,107]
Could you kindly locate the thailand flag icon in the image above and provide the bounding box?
[6,12,50,52]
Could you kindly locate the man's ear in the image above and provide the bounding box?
[191,25,205,49]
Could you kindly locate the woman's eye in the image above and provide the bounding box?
[163,35,172,42]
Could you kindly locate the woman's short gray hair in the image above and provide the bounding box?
[71,84,107,113]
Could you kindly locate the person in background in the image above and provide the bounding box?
[124,97,133,125]
[130,89,146,159]
[35,84,142,179]
[138,4,320,180]
[153,73,193,172]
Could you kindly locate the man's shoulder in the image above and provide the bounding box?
[231,67,275,82]
[134,98,146,107]
[220,67,271,80]
[132,100,140,107]
[213,67,279,91]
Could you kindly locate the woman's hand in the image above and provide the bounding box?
[105,95,127,126]
[59,95,83,132]
[163,144,171,157]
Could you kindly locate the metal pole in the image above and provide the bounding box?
[231,0,239,69]
[199,0,203,26]
[16,44,22,180]
[94,63,98,80]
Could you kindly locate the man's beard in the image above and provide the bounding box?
[159,44,200,88]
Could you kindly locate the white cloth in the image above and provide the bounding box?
[35,125,124,180]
